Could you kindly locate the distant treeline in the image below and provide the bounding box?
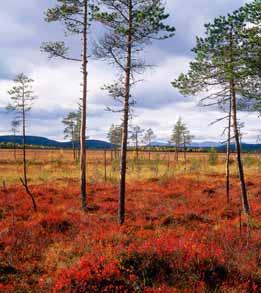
[132,145,261,153]
[1,141,260,153]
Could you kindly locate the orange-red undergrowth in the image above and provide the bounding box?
[0,175,260,292]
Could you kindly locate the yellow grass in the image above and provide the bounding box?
[0,149,260,186]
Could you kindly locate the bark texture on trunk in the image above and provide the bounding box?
[118,0,132,225]
[228,32,250,215]
[22,99,27,187]
[184,143,187,170]
[230,80,250,215]
[21,94,37,212]
[80,0,88,210]
[226,95,232,204]
[135,135,139,161]
[104,150,107,182]
[175,147,179,162]
[13,135,16,161]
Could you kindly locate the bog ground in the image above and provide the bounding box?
[0,150,260,292]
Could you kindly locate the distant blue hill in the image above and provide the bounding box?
[150,141,222,148]
[190,141,221,148]
[148,140,261,152]
[217,143,261,152]
[0,135,114,150]
[1,136,260,152]
[149,141,169,147]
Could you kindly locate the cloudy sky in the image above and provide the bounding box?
[0,0,259,142]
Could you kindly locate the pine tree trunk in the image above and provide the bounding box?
[22,100,27,187]
[104,150,107,182]
[183,141,187,170]
[72,137,76,162]
[230,80,250,215]
[226,95,232,204]
[135,134,138,161]
[21,95,37,212]
[13,132,16,161]
[80,0,88,211]
[118,0,132,225]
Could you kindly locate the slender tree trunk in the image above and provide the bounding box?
[77,139,80,162]
[21,97,37,212]
[72,136,76,162]
[13,132,16,161]
[22,101,27,187]
[230,80,250,215]
[183,141,187,170]
[135,134,138,161]
[119,0,132,225]
[104,150,107,182]
[226,95,232,204]
[80,0,88,211]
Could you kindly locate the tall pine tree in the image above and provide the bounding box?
[42,0,98,210]
[94,0,175,224]
[172,2,261,214]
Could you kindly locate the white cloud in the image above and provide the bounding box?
[132,102,260,143]
[0,0,259,143]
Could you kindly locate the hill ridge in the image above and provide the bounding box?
[0,135,114,149]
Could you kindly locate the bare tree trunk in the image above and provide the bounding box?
[114,148,117,160]
[80,0,88,211]
[104,150,107,182]
[119,0,132,225]
[230,80,250,215]
[22,101,27,187]
[226,95,232,204]
[13,132,16,161]
[72,138,76,162]
[21,97,37,212]
[183,141,187,170]
[135,134,138,161]
[119,103,129,224]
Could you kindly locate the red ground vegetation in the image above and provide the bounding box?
[0,175,260,292]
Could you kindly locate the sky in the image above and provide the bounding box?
[0,0,259,143]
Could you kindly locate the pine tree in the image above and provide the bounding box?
[130,125,144,161]
[172,3,261,214]
[62,111,81,161]
[182,126,193,166]
[107,124,122,159]
[171,118,186,162]
[42,0,98,210]
[7,73,37,212]
[94,0,175,224]
[143,128,156,160]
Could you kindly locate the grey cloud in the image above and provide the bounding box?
[0,0,259,142]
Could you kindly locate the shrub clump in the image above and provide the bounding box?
[53,234,229,292]
[40,213,72,234]
[54,256,135,292]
